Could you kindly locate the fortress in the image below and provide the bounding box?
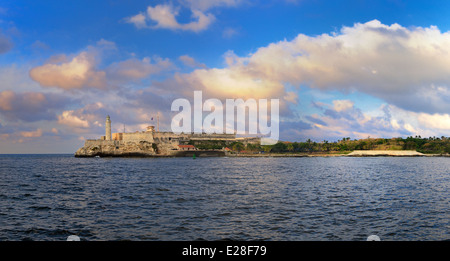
[75,115,261,157]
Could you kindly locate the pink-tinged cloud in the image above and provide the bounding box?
[0,90,15,111]
[20,128,43,138]
[57,102,106,134]
[58,110,90,128]
[29,51,106,90]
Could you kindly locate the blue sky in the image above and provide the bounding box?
[2,0,450,153]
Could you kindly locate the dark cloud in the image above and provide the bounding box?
[304,115,327,126]
[0,91,75,122]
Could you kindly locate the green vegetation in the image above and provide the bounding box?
[259,136,450,154]
[187,136,450,154]
[188,140,228,150]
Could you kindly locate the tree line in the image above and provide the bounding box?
[217,136,450,154]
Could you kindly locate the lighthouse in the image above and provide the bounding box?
[105,115,112,140]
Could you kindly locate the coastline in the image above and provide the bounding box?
[74,150,450,158]
[223,149,448,157]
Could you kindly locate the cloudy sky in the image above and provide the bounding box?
[1,0,450,153]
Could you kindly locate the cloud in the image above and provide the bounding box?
[297,101,414,140]
[57,102,107,130]
[96,39,117,51]
[416,113,450,130]
[106,56,173,82]
[179,55,206,68]
[174,67,285,100]
[127,13,147,29]
[20,128,43,138]
[0,90,73,122]
[29,51,106,90]
[222,27,239,39]
[127,1,244,32]
[127,4,215,32]
[58,110,90,128]
[108,20,450,140]
[333,100,354,112]
[292,98,450,141]
[192,20,450,116]
[30,40,173,91]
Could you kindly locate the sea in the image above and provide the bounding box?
[0,154,449,241]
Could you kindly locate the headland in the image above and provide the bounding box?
[75,116,450,158]
[74,115,260,157]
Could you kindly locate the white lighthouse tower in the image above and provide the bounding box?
[105,115,112,140]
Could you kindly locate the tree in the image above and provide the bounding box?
[323,140,330,151]
[287,143,294,152]
[231,142,245,152]
[271,142,288,153]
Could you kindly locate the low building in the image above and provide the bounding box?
[178,145,196,151]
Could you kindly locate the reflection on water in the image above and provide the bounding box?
[0,155,449,241]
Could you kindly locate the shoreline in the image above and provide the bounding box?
[74,150,450,158]
[227,153,449,157]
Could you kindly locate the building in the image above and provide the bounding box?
[178,145,196,151]
[75,115,261,157]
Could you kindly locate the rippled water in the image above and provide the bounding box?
[1,154,449,241]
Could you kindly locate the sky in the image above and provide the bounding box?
[2,0,450,153]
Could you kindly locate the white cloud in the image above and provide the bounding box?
[58,110,90,128]
[178,20,450,115]
[127,4,215,32]
[177,67,285,99]
[333,100,354,112]
[417,113,450,130]
[126,1,244,32]
[127,13,147,29]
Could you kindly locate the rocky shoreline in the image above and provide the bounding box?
[75,150,450,158]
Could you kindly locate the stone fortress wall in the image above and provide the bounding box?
[75,116,261,157]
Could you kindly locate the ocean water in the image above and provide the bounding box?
[0,154,449,241]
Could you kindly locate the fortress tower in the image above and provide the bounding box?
[105,115,112,140]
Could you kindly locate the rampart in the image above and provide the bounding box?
[75,116,261,157]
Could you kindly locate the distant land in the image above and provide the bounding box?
[74,117,450,157]
[257,136,450,155]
